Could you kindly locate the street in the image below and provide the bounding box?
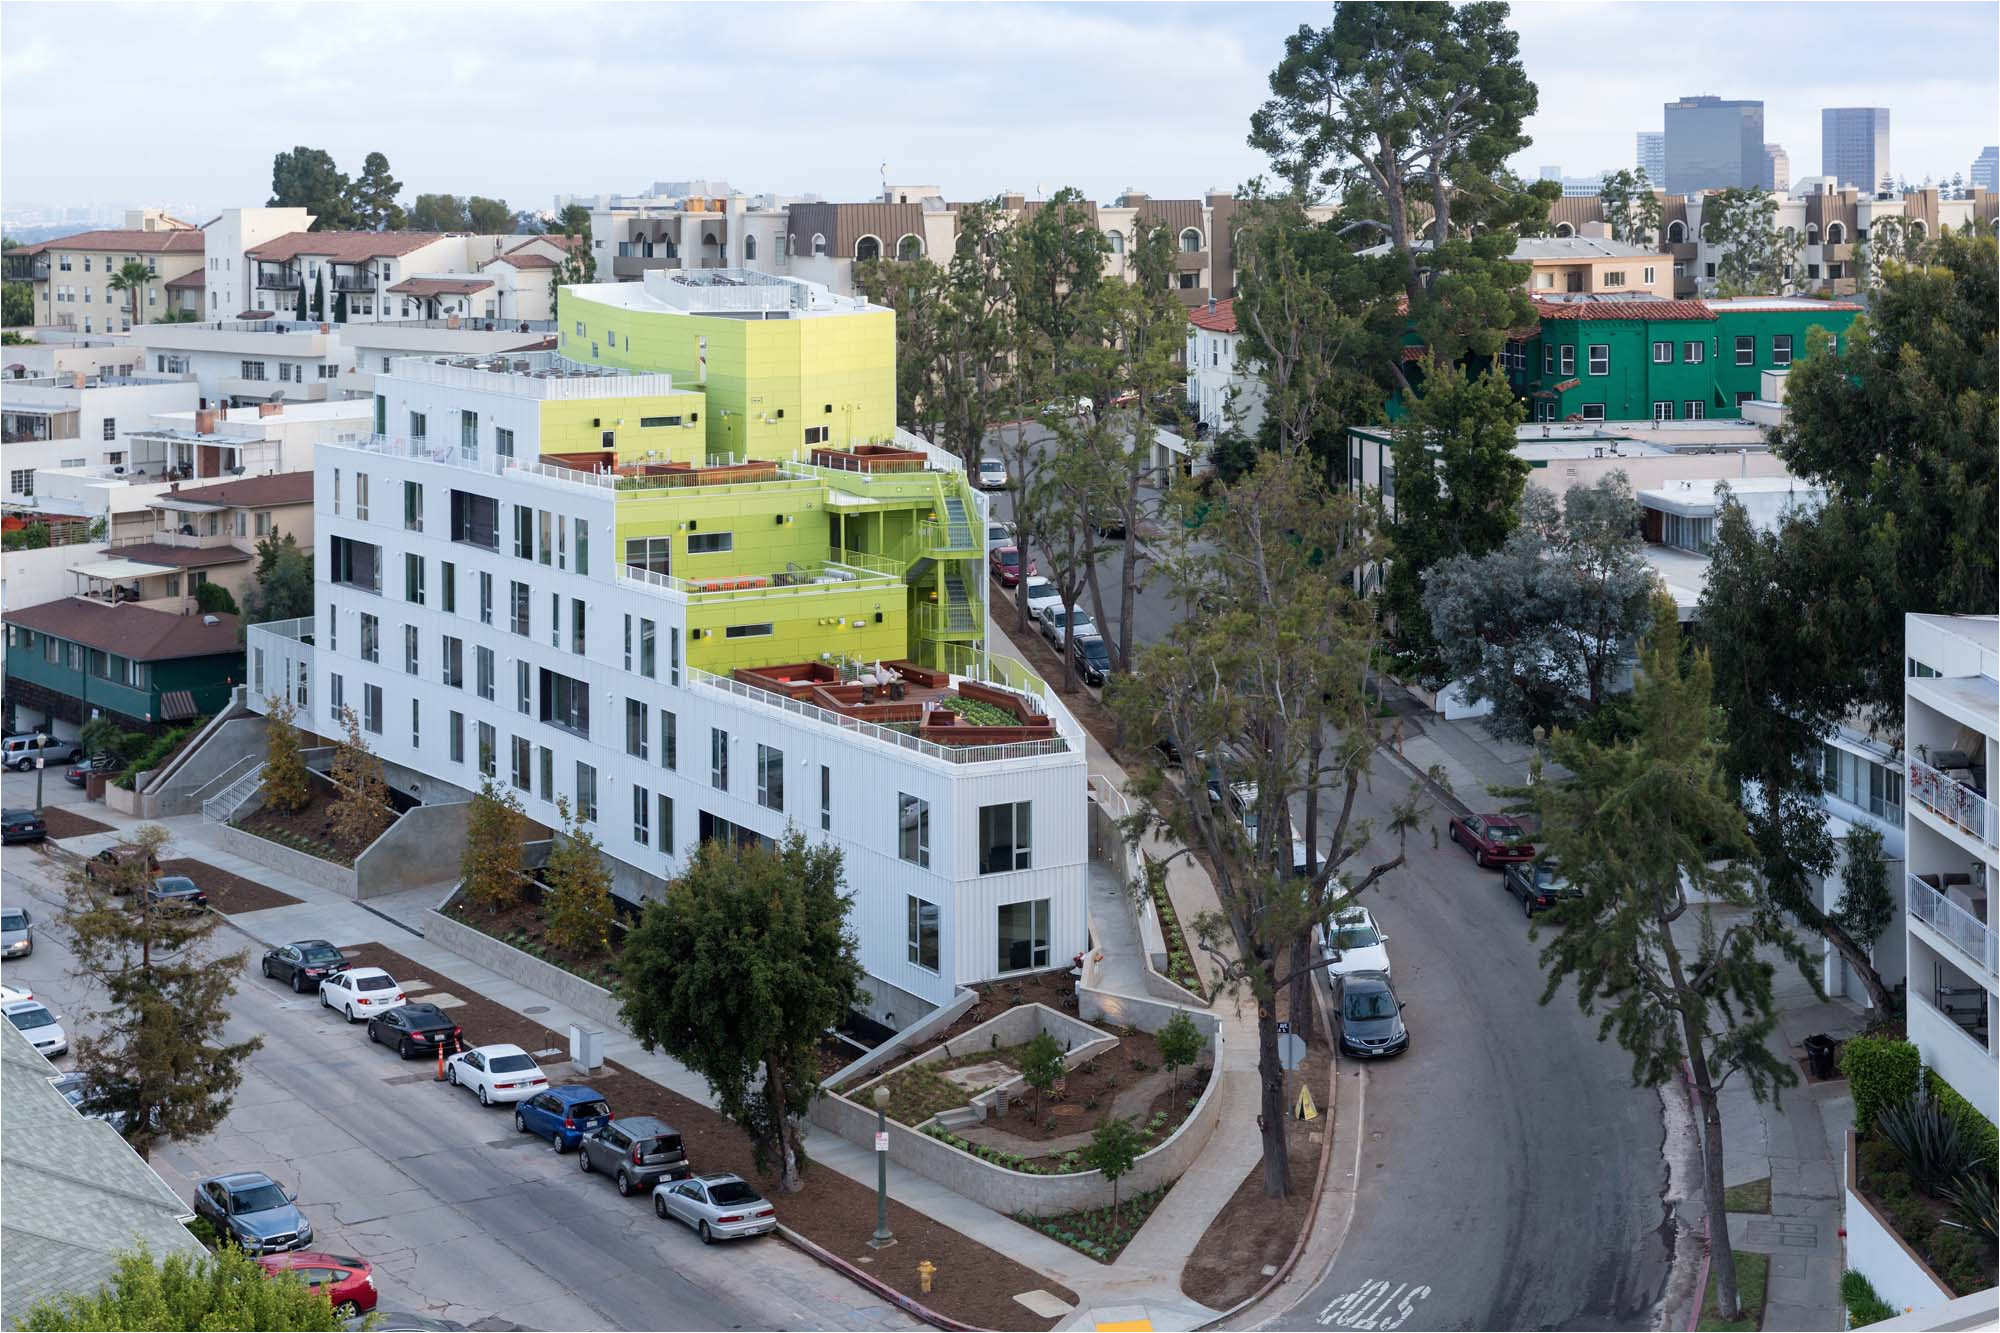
[0,817,916,1333]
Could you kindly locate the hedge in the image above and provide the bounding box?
[1840,1035,1920,1135]
[1927,1069,1999,1164]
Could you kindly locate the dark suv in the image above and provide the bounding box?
[576,1115,690,1197]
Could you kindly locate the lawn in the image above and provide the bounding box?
[1723,1177,1771,1213]
[1697,1250,1768,1332]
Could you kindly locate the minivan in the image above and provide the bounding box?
[577,1114,690,1197]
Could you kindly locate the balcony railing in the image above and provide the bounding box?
[332,273,377,292]
[1907,873,1997,982]
[256,269,303,290]
[615,560,900,602]
[1907,757,1997,849]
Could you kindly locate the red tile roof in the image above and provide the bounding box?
[163,270,205,290]
[10,230,205,257]
[1186,298,1237,333]
[483,251,557,270]
[2,598,242,661]
[513,235,583,254]
[1530,297,1718,322]
[245,232,449,263]
[386,277,493,297]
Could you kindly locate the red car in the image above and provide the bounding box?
[1448,813,1535,868]
[258,1251,377,1317]
[988,545,1035,587]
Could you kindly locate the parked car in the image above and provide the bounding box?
[977,457,1007,490]
[257,1251,376,1318]
[653,1172,777,1243]
[1096,515,1127,540]
[577,1114,691,1197]
[1070,633,1111,687]
[85,843,161,893]
[1321,905,1390,979]
[64,754,115,788]
[1227,781,1310,877]
[1022,577,1062,620]
[143,876,208,911]
[261,940,349,993]
[987,519,1015,549]
[514,1085,613,1153]
[192,1171,313,1253]
[2,906,32,958]
[1447,813,1535,869]
[0,982,33,1003]
[1037,604,1099,646]
[1503,859,1581,917]
[3,733,82,771]
[0,809,46,844]
[319,967,405,1023]
[47,1070,146,1134]
[366,1003,463,1058]
[987,544,1034,587]
[1335,971,1409,1059]
[444,1043,548,1106]
[4,998,67,1058]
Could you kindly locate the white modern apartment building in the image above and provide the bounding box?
[1899,613,1997,1122]
[137,318,351,406]
[248,346,1090,1025]
[2,372,197,506]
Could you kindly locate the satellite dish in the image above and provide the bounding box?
[266,390,285,404]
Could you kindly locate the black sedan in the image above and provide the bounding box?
[0,809,46,844]
[1070,634,1110,687]
[64,755,115,788]
[367,1003,464,1059]
[1503,860,1581,918]
[144,876,209,911]
[261,940,348,993]
[1336,971,1410,1059]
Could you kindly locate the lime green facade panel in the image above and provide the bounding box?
[686,591,907,675]
[537,393,707,466]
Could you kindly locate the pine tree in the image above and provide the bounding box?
[311,271,324,321]
[459,777,527,914]
[542,796,616,958]
[326,707,394,851]
[261,695,310,815]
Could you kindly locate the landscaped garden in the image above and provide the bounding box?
[1143,865,1207,997]
[233,771,386,866]
[1016,1183,1172,1262]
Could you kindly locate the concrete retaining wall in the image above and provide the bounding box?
[1076,980,1219,1040]
[104,783,139,816]
[354,801,469,900]
[421,906,626,1031]
[1845,1133,1955,1316]
[826,987,978,1093]
[146,717,268,817]
[218,823,358,896]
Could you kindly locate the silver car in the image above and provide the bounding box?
[651,1172,777,1243]
[1,906,31,959]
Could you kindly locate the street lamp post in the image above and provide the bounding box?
[33,755,44,814]
[869,1084,895,1249]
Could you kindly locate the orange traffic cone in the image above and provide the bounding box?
[435,1039,446,1082]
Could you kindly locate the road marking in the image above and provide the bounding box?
[1317,1279,1431,1329]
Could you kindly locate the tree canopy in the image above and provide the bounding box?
[348,152,405,231]
[268,147,353,230]
[19,1245,341,1332]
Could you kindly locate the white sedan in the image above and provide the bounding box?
[1023,577,1062,620]
[318,967,406,1024]
[445,1044,549,1106]
[1038,604,1099,645]
[1321,905,1391,980]
[0,982,33,1004]
[4,998,67,1059]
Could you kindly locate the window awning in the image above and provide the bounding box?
[67,557,172,580]
[159,690,199,720]
[150,497,228,514]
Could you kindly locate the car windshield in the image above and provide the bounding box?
[489,1054,536,1073]
[156,877,196,893]
[1079,640,1108,663]
[1024,580,1053,599]
[1,910,25,930]
[300,945,343,964]
[708,1180,760,1205]
[1344,990,1397,1021]
[1327,922,1379,950]
[230,1183,290,1212]
[569,1099,610,1119]
[1489,823,1525,844]
[997,549,1020,566]
[356,976,396,991]
[8,1007,53,1030]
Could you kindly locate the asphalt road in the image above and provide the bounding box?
[0,830,917,1333]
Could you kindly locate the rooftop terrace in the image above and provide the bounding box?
[385,350,683,400]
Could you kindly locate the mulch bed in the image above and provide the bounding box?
[158,857,299,914]
[444,891,626,992]
[234,772,377,866]
[332,941,1077,1331]
[38,806,114,839]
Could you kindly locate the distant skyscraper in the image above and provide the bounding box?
[1664,97,1764,193]
[1821,107,1891,194]
[1972,146,1999,193]
[1764,144,1790,192]
[1637,132,1666,186]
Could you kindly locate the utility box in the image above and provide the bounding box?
[569,1024,604,1074]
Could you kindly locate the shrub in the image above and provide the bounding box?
[1941,1165,1997,1245]
[1841,1035,1922,1135]
[1840,1270,1895,1327]
[1879,1085,1983,1194]
[1923,1224,1991,1296]
[1927,1070,2000,1165]
[1856,1137,1906,1180]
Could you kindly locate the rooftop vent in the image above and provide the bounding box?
[202,614,220,626]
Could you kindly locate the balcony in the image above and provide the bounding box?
[616,559,901,603]
[255,267,303,291]
[332,272,376,293]
[1908,872,1996,984]
[1907,757,1997,849]
[4,256,50,282]
[613,255,683,280]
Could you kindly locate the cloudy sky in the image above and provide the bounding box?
[4,1,1995,215]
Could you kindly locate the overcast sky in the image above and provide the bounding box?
[4,1,1995,215]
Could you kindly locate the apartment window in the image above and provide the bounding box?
[328,605,338,653]
[626,537,670,576]
[495,427,514,459]
[687,532,733,555]
[1735,334,1755,366]
[441,635,464,688]
[449,711,465,763]
[509,580,530,636]
[362,684,383,735]
[566,598,585,655]
[359,613,380,664]
[1736,390,1756,406]
[1602,270,1626,288]
[724,623,772,640]
[575,519,588,576]
[440,561,456,613]
[661,710,678,771]
[1682,341,1705,364]
[979,801,1033,874]
[403,624,419,675]
[658,794,674,856]
[551,592,560,647]
[410,411,427,441]
[898,793,930,868]
[509,735,530,792]
[623,615,634,670]
[513,505,533,559]
[410,699,421,749]
[507,662,526,717]
[1557,345,1574,375]
[1673,261,1686,278]
[539,511,554,566]
[329,537,381,592]
[403,553,425,604]
[1579,403,1607,421]
[354,473,370,521]
[403,481,423,532]
[460,410,478,457]
[240,360,267,381]
[756,744,785,812]
[1685,400,1706,420]
[538,746,554,800]
[449,490,498,549]
[670,628,681,686]
[710,728,729,790]
[1652,401,1675,421]
[1652,340,1674,364]
[633,787,651,846]
[997,899,1050,973]
[1705,262,1717,278]
[329,673,345,717]
[575,763,597,823]
[1772,334,1794,367]
[907,896,940,971]
[479,572,494,626]
[1586,344,1609,376]
[538,668,590,736]
[102,416,117,442]
[803,426,829,446]
[626,699,649,759]
[8,470,33,496]
[475,646,495,701]
[820,765,831,831]
[1642,266,1656,285]
[477,722,496,777]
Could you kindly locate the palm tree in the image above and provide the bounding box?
[107,259,153,330]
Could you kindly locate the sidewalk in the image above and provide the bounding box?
[1375,689,1546,816]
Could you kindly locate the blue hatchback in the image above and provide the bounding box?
[514,1085,612,1152]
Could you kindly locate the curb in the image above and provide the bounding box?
[1373,738,1472,820]
[1681,1059,1710,1333]
[776,1223,976,1333]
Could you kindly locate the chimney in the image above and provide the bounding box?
[1207,297,1217,314]
[195,408,217,434]
[258,402,282,418]
[1580,220,1612,239]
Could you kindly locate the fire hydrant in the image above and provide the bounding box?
[917,1260,937,1295]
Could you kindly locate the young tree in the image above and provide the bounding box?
[1018,1030,1065,1117]
[267,147,353,230]
[194,582,238,616]
[242,532,313,624]
[542,796,616,958]
[326,707,394,850]
[1834,826,1894,959]
[1528,596,1805,1324]
[1381,358,1530,674]
[1424,473,1656,742]
[1111,446,1425,1197]
[3,278,33,328]
[58,824,263,1160]
[620,833,862,1192]
[293,279,308,322]
[19,1245,344,1332]
[548,206,597,321]
[464,196,513,235]
[261,694,310,816]
[331,289,348,324]
[1155,1010,1203,1096]
[79,715,132,766]
[1084,1116,1145,1225]
[346,151,405,231]
[1701,187,1799,295]
[107,259,152,330]
[459,776,527,914]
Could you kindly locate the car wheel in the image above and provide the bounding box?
[290,972,304,994]
[654,1194,668,1219]
[699,1221,714,1245]
[261,959,274,979]
[551,1132,566,1154]
[515,1110,527,1134]
[446,1065,459,1086]
[1523,894,1534,919]
[345,1005,357,1024]
[336,1302,359,1319]
[579,1149,593,1174]
[478,1084,490,1107]
[616,1170,632,1197]
[1475,848,1488,868]
[319,988,329,1010]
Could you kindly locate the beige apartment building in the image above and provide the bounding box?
[5,210,205,333]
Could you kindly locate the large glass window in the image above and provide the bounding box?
[511,736,530,791]
[639,619,656,677]
[756,744,784,812]
[633,786,651,846]
[907,896,939,971]
[448,710,464,764]
[329,536,381,591]
[362,683,382,735]
[441,635,463,688]
[512,505,533,559]
[449,490,498,550]
[626,536,670,576]
[820,765,831,831]
[626,699,649,759]
[658,793,674,857]
[978,801,1033,874]
[403,480,423,532]
[477,721,496,777]
[516,660,530,714]
[404,553,425,604]
[898,793,930,868]
[539,668,590,736]
[575,763,597,823]
[475,645,495,701]
[710,728,729,790]
[996,900,1050,973]
[479,572,493,626]
[661,710,678,770]
[509,580,530,636]
[359,613,379,663]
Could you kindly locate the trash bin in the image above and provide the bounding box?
[1803,1033,1837,1080]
